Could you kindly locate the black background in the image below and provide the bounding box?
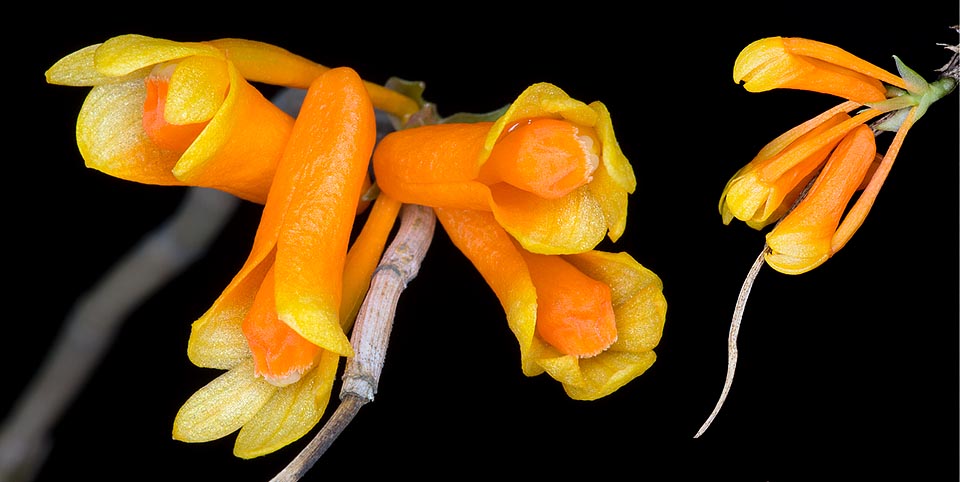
[7,5,958,481]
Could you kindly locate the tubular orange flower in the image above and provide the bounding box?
[373,82,636,255]
[721,37,956,271]
[45,34,419,203]
[171,67,400,458]
[435,207,666,400]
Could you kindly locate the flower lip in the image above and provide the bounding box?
[480,117,601,199]
[523,251,618,357]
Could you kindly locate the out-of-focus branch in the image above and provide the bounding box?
[0,187,240,482]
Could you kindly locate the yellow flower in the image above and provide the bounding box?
[172,68,400,458]
[721,37,956,273]
[373,82,636,255]
[45,34,419,204]
[434,207,666,400]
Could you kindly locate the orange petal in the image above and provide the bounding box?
[832,106,917,253]
[340,193,403,328]
[734,37,890,103]
[373,122,493,211]
[268,67,377,357]
[782,37,907,90]
[765,124,877,274]
[173,62,295,204]
[434,207,541,376]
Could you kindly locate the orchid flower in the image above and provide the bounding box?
[697,35,957,439]
[720,36,956,273]
[373,82,636,255]
[45,34,418,203]
[435,207,666,400]
[171,67,400,458]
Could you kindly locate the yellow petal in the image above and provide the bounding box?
[45,43,142,86]
[563,350,657,401]
[489,184,606,255]
[188,251,275,368]
[586,163,629,242]
[591,101,636,193]
[734,38,801,87]
[75,79,183,185]
[563,251,663,307]
[172,359,277,443]
[608,285,667,353]
[233,350,340,458]
[536,354,585,388]
[164,56,230,125]
[94,34,222,77]
[185,308,251,370]
[206,38,329,89]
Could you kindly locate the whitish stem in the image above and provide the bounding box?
[0,187,239,482]
[270,203,436,482]
[694,245,768,438]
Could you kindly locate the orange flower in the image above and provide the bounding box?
[373,82,636,255]
[45,34,418,203]
[721,37,956,273]
[435,207,666,400]
[172,67,400,457]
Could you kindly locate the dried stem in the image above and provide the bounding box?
[270,203,436,482]
[936,26,959,82]
[0,188,240,482]
[694,246,768,438]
